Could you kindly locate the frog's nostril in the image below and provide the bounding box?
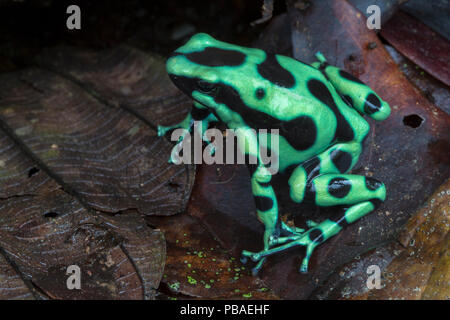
[403,114,424,128]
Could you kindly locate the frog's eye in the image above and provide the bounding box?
[197,81,216,93]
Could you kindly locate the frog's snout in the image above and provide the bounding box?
[166,51,183,74]
[166,61,198,98]
[166,53,186,87]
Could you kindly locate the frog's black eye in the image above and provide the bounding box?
[197,81,216,93]
[255,88,265,100]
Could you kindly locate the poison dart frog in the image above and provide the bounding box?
[158,33,390,275]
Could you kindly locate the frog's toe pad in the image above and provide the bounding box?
[157,125,170,137]
[299,263,309,273]
[241,250,261,262]
[251,258,266,276]
[306,220,319,228]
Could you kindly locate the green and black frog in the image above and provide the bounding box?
[158,33,391,275]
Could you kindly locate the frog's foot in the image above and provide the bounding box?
[241,230,323,273]
[157,123,187,138]
[241,234,305,275]
[240,252,268,276]
[240,250,269,275]
[241,223,307,275]
[157,124,171,137]
[157,110,194,138]
[281,221,305,235]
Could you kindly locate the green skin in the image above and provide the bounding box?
[159,33,390,275]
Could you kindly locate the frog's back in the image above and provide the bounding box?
[265,56,367,141]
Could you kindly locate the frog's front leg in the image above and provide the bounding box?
[227,127,280,275]
[158,102,218,162]
[242,164,280,275]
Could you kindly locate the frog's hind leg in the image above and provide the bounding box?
[261,172,385,272]
[288,173,386,272]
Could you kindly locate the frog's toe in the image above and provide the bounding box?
[251,258,266,276]
[306,220,319,228]
[157,125,168,137]
[280,222,305,238]
[269,235,301,246]
[241,249,265,263]
[241,250,256,262]
[298,242,316,273]
[299,261,309,273]
[299,252,312,273]
[158,126,177,137]
[315,52,327,62]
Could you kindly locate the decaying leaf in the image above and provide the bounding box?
[0,46,197,299]
[0,66,193,216]
[147,211,278,300]
[384,45,450,114]
[380,11,450,86]
[36,46,192,127]
[0,133,165,299]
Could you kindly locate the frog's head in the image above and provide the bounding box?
[166,33,267,110]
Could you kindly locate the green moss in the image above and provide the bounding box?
[242,293,252,298]
[187,275,197,285]
[169,282,180,291]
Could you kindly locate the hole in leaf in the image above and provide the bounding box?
[44,211,59,218]
[28,167,40,177]
[403,114,423,128]
[168,182,180,191]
